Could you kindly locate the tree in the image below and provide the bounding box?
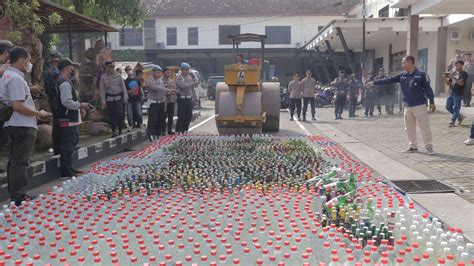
[53,0,147,62]
[4,0,61,84]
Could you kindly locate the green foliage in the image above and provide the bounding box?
[5,0,61,44]
[52,0,148,28]
[113,49,145,62]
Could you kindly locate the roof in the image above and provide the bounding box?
[303,16,442,52]
[146,0,360,17]
[37,1,118,33]
[229,34,267,44]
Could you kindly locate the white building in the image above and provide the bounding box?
[304,0,474,94]
[107,0,361,83]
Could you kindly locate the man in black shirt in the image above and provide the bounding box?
[125,66,144,128]
[331,70,349,120]
[445,60,467,127]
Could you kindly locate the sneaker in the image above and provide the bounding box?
[290,117,294,121]
[449,121,456,127]
[302,118,306,122]
[72,169,86,175]
[59,176,73,181]
[312,117,316,121]
[458,114,465,125]
[402,147,418,153]
[426,147,435,155]
[464,138,474,145]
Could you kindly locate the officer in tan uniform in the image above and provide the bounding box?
[175,62,197,133]
[100,61,128,137]
[162,67,177,135]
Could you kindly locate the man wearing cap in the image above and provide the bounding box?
[54,59,90,179]
[124,66,144,128]
[176,62,197,133]
[145,65,172,141]
[162,67,177,135]
[100,61,128,137]
[463,52,473,107]
[445,60,467,127]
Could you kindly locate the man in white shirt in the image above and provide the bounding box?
[0,47,50,205]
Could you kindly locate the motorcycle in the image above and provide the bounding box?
[315,87,335,107]
[280,87,290,109]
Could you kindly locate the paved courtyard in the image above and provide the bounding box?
[310,103,474,203]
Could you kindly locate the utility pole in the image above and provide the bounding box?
[361,0,367,80]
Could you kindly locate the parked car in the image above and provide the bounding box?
[206,76,224,99]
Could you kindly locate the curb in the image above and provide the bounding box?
[0,111,200,201]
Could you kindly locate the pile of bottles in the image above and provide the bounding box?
[0,135,472,265]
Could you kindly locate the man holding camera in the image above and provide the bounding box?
[445,61,467,127]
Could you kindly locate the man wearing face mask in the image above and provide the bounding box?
[0,47,51,205]
[54,59,89,179]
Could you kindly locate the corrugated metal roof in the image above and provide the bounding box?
[146,0,359,17]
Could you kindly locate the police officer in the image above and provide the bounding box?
[374,68,388,115]
[145,66,172,141]
[176,62,197,133]
[288,73,302,121]
[162,67,177,135]
[55,59,89,179]
[100,61,128,137]
[348,74,360,118]
[301,70,317,121]
[331,70,349,120]
[369,55,436,155]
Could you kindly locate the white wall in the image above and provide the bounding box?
[109,16,337,50]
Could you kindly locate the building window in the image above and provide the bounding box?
[219,25,241,45]
[167,27,177,46]
[144,20,156,50]
[265,26,291,45]
[119,28,143,46]
[188,27,198,45]
[379,5,389,18]
[395,8,408,17]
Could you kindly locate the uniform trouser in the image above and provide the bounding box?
[107,100,124,133]
[376,94,383,114]
[365,96,375,116]
[464,78,472,106]
[6,126,37,200]
[289,98,302,119]
[398,90,404,112]
[348,97,357,117]
[302,97,315,119]
[446,95,463,123]
[59,126,79,177]
[164,102,175,133]
[52,119,61,155]
[148,102,165,136]
[334,95,346,117]
[470,120,474,139]
[176,98,193,133]
[404,104,433,150]
[384,94,396,114]
[0,121,9,153]
[127,100,143,127]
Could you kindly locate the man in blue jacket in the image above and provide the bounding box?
[368,55,436,155]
